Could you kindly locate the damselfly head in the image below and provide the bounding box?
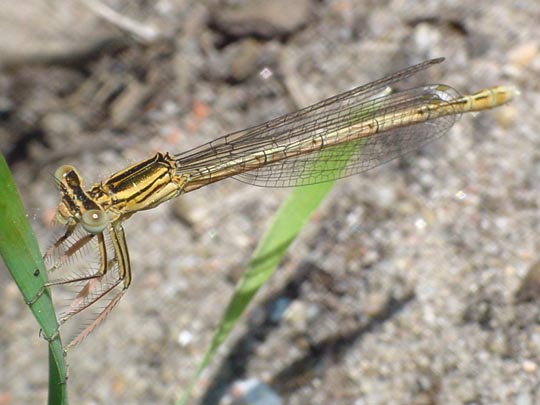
[52,164,84,225]
[52,164,109,230]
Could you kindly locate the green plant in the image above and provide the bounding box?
[0,154,68,405]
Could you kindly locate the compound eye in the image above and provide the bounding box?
[81,209,108,234]
[54,165,75,182]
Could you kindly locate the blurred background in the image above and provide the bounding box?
[1,0,539,404]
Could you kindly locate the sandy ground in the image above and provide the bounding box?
[1,0,540,404]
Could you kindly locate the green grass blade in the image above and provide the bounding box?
[179,145,356,404]
[0,154,68,404]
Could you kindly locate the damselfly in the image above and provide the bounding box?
[33,58,514,350]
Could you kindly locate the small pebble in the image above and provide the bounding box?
[211,0,311,38]
[508,42,539,68]
[522,359,537,374]
[222,378,282,405]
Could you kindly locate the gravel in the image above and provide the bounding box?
[1,0,539,404]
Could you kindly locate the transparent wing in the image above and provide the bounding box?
[173,58,459,188]
[236,86,460,187]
